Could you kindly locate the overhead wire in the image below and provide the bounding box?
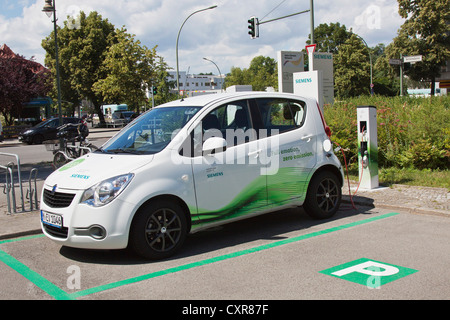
[260,0,287,23]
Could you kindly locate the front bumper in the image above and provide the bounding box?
[40,185,136,250]
[18,135,32,143]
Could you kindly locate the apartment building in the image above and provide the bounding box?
[168,71,225,96]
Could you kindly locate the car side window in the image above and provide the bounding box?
[48,120,58,128]
[202,100,250,133]
[179,100,253,158]
[255,98,306,135]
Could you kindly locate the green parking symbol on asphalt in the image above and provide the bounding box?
[319,258,418,288]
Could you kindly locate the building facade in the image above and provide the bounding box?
[168,71,225,96]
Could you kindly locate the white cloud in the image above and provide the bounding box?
[1,0,404,74]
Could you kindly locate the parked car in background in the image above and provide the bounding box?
[111,111,137,127]
[18,117,82,144]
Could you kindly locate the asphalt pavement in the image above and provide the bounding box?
[0,127,448,240]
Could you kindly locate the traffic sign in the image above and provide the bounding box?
[389,59,402,65]
[403,55,423,63]
[305,44,316,55]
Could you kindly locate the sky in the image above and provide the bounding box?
[0,0,404,75]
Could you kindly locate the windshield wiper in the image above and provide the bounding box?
[106,148,141,154]
[96,147,108,153]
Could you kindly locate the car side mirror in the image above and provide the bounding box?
[202,137,227,155]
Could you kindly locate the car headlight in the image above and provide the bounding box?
[80,174,134,207]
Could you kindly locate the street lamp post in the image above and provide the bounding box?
[176,5,217,95]
[42,0,63,129]
[203,57,223,92]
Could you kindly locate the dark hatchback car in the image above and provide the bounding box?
[19,117,82,144]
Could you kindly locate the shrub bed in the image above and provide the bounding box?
[324,95,450,170]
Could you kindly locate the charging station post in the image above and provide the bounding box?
[357,106,379,190]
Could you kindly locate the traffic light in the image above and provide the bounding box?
[152,86,157,95]
[248,16,259,39]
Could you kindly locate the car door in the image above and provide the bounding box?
[254,97,317,206]
[188,99,267,227]
[43,118,59,140]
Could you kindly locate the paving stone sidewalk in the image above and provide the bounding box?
[343,182,449,216]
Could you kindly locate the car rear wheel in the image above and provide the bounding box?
[304,171,341,219]
[129,200,187,260]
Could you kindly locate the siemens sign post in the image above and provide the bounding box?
[293,46,334,112]
[293,71,323,108]
[313,52,334,106]
[277,51,304,93]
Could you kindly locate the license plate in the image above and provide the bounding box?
[41,211,63,228]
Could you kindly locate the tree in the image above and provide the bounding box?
[152,56,178,106]
[42,11,117,124]
[334,35,371,97]
[225,67,249,88]
[93,27,157,112]
[0,51,51,125]
[387,0,450,95]
[306,22,352,54]
[225,55,277,91]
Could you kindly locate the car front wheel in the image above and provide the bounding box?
[129,200,187,260]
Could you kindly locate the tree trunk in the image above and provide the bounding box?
[430,76,436,96]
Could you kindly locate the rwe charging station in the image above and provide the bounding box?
[357,106,379,190]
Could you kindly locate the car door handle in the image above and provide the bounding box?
[248,149,262,158]
[301,134,313,142]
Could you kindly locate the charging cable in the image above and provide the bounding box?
[333,138,366,211]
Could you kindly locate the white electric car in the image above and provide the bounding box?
[40,92,344,259]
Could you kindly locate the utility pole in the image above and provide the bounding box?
[400,53,403,96]
[310,0,315,45]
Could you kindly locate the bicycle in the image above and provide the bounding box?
[45,122,98,168]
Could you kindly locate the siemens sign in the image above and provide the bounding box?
[296,78,312,84]
[293,71,324,111]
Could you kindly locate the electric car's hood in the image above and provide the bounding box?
[44,152,153,190]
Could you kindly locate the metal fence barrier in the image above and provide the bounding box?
[0,152,39,214]
[1,165,14,213]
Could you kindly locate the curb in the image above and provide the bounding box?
[0,228,42,241]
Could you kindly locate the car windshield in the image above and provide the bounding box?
[99,106,201,155]
[35,119,55,128]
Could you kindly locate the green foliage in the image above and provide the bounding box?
[153,56,178,106]
[306,22,351,54]
[385,0,450,90]
[324,95,450,170]
[334,35,371,97]
[42,11,117,121]
[41,10,170,121]
[225,56,277,91]
[379,167,449,189]
[92,27,157,111]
